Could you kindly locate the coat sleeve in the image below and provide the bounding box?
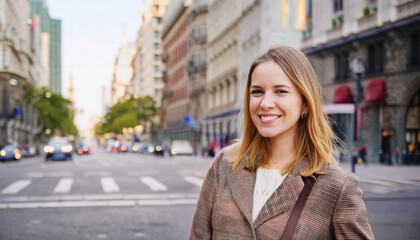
[332,173,375,240]
[189,153,221,240]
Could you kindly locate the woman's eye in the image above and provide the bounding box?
[251,90,263,95]
[276,89,288,94]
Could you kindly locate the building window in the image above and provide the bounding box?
[154,43,159,50]
[154,55,160,61]
[155,17,162,24]
[154,31,159,38]
[334,51,349,82]
[366,42,385,76]
[154,78,160,84]
[154,65,159,73]
[409,32,420,68]
[333,0,343,12]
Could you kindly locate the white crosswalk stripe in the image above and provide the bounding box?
[1,180,32,194]
[54,178,74,193]
[140,177,168,192]
[183,176,203,187]
[101,177,120,193]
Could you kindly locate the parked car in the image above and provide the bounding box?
[170,140,194,156]
[0,144,21,161]
[44,137,73,161]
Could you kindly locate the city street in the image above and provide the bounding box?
[0,144,419,239]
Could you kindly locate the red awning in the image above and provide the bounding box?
[365,78,385,103]
[333,85,352,104]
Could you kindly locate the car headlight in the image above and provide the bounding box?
[133,146,138,151]
[171,149,177,155]
[15,153,21,160]
[44,146,54,153]
[0,150,5,156]
[148,146,154,153]
[156,145,162,151]
[61,145,73,153]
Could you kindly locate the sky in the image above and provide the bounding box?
[47,0,143,136]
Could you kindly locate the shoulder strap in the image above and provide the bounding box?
[280,176,316,240]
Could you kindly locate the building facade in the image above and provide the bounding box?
[204,0,242,153]
[112,42,136,105]
[29,0,61,94]
[130,0,169,107]
[185,0,209,154]
[161,0,191,144]
[302,0,420,164]
[0,0,44,147]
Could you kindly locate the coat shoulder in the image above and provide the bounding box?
[317,163,357,195]
[220,142,241,162]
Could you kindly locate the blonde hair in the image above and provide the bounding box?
[231,45,340,176]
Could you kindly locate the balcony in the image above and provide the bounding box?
[326,25,343,43]
[162,89,174,99]
[188,78,205,97]
[187,61,207,76]
[357,12,377,33]
[397,0,420,21]
[162,70,168,83]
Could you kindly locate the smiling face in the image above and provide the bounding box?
[249,60,307,141]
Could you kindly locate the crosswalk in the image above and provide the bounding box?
[2,175,419,197]
[0,175,204,196]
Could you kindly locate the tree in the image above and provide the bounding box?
[24,84,78,137]
[96,96,159,135]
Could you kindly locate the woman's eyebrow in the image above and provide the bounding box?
[250,85,291,89]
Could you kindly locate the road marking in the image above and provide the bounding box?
[140,177,168,192]
[54,178,74,193]
[1,180,32,194]
[183,176,203,187]
[0,198,198,209]
[359,179,397,187]
[101,177,120,193]
[383,179,420,186]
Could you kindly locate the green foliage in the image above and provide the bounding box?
[24,84,78,137]
[96,96,159,135]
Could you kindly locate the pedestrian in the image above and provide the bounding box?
[190,45,374,239]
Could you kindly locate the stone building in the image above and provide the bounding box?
[203,0,241,152]
[302,0,420,164]
[161,0,191,143]
[111,42,136,105]
[0,0,44,147]
[129,0,169,107]
[185,0,209,154]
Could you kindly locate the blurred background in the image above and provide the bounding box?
[0,0,419,239]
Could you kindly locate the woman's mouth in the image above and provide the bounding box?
[259,115,280,122]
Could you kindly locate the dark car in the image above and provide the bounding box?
[0,144,21,161]
[44,138,73,161]
[75,142,90,155]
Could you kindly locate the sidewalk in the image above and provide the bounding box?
[340,162,420,180]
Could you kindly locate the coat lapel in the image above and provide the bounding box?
[253,157,325,228]
[229,158,256,226]
[253,171,304,228]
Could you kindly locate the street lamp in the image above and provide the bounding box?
[349,57,366,173]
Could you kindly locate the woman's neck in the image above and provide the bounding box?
[267,133,296,170]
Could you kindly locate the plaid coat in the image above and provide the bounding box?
[190,143,374,239]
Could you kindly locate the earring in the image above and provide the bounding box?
[301,111,307,120]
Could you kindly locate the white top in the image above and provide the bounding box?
[252,167,288,222]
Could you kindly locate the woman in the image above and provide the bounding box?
[190,45,374,239]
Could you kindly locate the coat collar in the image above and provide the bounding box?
[229,156,328,228]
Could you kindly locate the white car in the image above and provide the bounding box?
[171,140,194,155]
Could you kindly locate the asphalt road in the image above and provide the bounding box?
[0,144,419,239]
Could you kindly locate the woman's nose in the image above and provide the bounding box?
[260,94,275,108]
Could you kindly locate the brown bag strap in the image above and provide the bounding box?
[280,176,316,240]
